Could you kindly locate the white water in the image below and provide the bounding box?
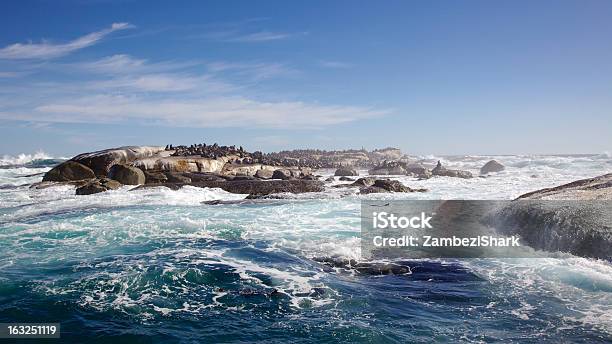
[0,152,611,333]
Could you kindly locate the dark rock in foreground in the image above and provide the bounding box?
[42,161,95,182]
[480,160,505,174]
[517,173,612,200]
[487,173,612,260]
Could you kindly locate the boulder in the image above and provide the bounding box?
[334,168,358,176]
[144,171,168,184]
[108,164,146,185]
[76,178,121,195]
[272,169,293,180]
[73,146,165,176]
[480,160,505,174]
[338,176,355,181]
[255,169,274,179]
[42,161,95,182]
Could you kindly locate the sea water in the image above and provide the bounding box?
[0,153,611,343]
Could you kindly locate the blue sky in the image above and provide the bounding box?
[1,0,611,156]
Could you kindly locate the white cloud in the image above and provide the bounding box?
[22,94,389,129]
[0,23,133,59]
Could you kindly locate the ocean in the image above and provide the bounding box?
[0,153,611,343]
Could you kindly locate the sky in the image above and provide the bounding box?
[0,0,611,156]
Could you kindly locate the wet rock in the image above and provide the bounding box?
[108,164,145,185]
[42,161,95,182]
[325,176,335,182]
[76,178,121,195]
[338,176,355,181]
[334,168,358,176]
[480,160,505,174]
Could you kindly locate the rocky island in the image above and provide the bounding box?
[38,144,431,197]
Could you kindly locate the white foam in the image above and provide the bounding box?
[0,151,54,166]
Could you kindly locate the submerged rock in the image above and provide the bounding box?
[42,161,95,182]
[480,160,505,174]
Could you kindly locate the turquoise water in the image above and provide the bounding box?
[0,154,611,343]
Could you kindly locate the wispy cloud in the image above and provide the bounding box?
[88,73,234,93]
[204,30,304,43]
[228,31,293,42]
[319,60,353,69]
[206,61,299,80]
[77,54,198,74]
[0,23,389,131]
[0,23,133,59]
[23,95,389,129]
